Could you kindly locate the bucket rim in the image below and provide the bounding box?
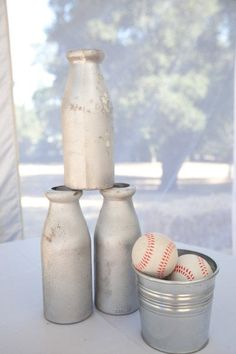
[133,248,219,285]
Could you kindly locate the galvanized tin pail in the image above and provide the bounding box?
[134,249,219,354]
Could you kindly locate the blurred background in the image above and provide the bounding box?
[7,0,236,252]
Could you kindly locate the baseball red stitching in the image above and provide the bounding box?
[135,233,155,271]
[156,241,175,278]
[197,256,209,277]
[173,264,195,280]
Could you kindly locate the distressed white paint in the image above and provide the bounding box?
[62,49,114,190]
[94,183,141,314]
[41,186,93,323]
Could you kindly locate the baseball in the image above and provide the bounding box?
[132,232,178,278]
[169,254,213,281]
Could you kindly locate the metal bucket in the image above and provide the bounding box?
[135,249,219,354]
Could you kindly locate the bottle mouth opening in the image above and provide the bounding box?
[113,183,130,189]
[67,49,104,63]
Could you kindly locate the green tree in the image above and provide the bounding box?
[33,0,235,188]
[196,1,236,164]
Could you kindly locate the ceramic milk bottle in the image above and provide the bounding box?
[62,49,114,190]
[41,186,93,324]
[94,183,141,314]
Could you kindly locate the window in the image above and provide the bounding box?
[7,0,236,253]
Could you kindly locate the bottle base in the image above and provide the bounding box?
[95,305,139,316]
[44,309,93,325]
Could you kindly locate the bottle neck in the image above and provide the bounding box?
[68,60,101,83]
[103,196,133,203]
[48,199,81,211]
[102,197,135,214]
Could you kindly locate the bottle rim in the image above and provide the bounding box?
[45,185,82,203]
[100,182,136,199]
[67,49,104,63]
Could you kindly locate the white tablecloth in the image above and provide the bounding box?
[0,238,235,354]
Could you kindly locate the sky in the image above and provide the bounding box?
[7,0,54,108]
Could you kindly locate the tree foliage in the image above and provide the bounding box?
[25,0,236,187]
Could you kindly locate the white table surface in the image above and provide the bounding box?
[0,238,235,354]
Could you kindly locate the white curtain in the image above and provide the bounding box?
[0,0,23,242]
[233,54,236,255]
